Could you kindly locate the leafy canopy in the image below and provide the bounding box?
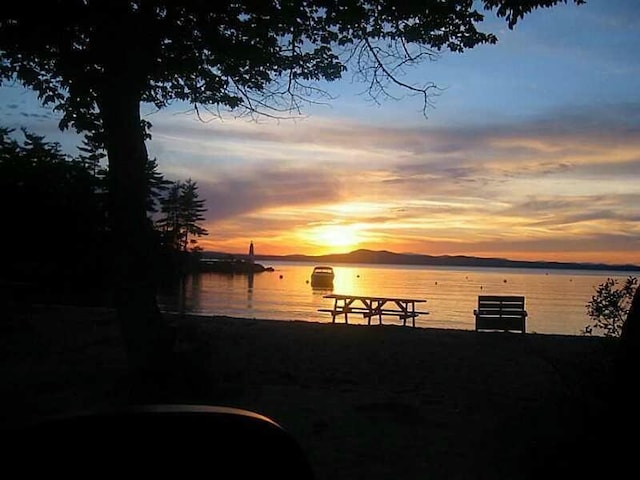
[1,0,585,131]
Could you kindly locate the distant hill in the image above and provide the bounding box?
[239,248,640,273]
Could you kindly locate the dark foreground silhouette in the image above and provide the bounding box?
[7,404,314,479]
[1,305,633,480]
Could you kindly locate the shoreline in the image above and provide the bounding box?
[2,305,620,479]
[156,262,619,337]
[251,249,640,273]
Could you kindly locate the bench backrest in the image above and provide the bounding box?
[475,295,526,333]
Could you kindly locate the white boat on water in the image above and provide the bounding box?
[310,266,334,287]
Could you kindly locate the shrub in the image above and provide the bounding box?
[583,276,638,337]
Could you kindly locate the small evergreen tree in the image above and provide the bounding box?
[156,178,208,253]
[76,135,109,229]
[77,135,107,178]
[156,181,183,251]
[179,178,208,252]
[145,157,172,215]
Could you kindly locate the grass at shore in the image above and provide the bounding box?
[1,304,623,480]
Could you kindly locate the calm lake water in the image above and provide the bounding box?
[157,260,638,336]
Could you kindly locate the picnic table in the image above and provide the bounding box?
[319,293,428,327]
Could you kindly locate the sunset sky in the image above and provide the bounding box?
[1,0,639,265]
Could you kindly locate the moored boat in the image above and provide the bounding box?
[310,266,334,287]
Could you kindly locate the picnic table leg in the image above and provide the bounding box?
[395,301,406,326]
[411,302,416,327]
[342,299,349,324]
[364,300,372,326]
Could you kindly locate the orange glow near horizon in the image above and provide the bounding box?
[187,114,640,268]
[198,234,640,266]
[195,197,640,265]
[302,224,363,254]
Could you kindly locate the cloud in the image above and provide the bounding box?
[149,101,640,164]
[147,100,640,262]
[149,102,640,219]
[2,79,638,262]
[197,167,346,222]
[461,232,640,256]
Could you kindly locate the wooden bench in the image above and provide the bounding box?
[474,295,527,333]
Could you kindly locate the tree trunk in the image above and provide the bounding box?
[98,86,175,378]
[617,284,640,382]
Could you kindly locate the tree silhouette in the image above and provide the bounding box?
[156,181,182,250]
[178,179,208,252]
[0,1,587,374]
[0,127,107,294]
[77,135,107,179]
[144,156,172,215]
[584,277,638,337]
[157,179,208,253]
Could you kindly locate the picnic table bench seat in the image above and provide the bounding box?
[360,309,428,320]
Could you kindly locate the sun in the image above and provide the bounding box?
[307,224,362,252]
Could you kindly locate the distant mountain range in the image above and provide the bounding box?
[223,248,640,272]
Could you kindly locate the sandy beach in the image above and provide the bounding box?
[1,304,622,480]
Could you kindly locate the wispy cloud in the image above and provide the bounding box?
[149,101,640,262]
[197,168,347,221]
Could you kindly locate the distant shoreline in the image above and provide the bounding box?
[202,248,640,273]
